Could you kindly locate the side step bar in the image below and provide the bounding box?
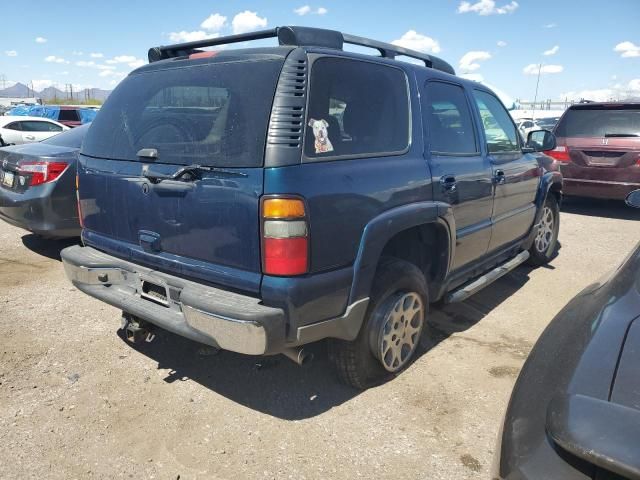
[445,251,530,304]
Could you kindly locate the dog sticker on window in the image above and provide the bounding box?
[308,118,334,154]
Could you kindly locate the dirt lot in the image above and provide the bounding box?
[0,197,638,480]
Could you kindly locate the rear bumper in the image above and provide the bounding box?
[61,245,368,355]
[0,181,80,238]
[61,245,285,355]
[563,177,640,200]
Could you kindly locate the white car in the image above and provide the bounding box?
[0,116,69,146]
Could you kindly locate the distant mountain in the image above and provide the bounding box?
[39,86,66,101]
[0,83,112,102]
[1,82,31,97]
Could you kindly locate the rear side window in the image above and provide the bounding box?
[555,107,640,138]
[42,123,89,148]
[424,82,477,155]
[305,58,410,159]
[5,122,21,131]
[20,121,63,132]
[473,90,519,153]
[82,59,284,167]
[58,109,81,122]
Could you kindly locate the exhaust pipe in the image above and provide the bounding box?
[281,347,313,366]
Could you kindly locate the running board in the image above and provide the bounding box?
[445,251,530,304]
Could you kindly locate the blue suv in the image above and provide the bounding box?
[61,27,562,388]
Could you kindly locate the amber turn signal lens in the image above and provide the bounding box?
[262,198,305,218]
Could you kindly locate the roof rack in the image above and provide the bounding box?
[148,26,456,75]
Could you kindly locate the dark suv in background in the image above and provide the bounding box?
[546,103,640,201]
[61,26,562,388]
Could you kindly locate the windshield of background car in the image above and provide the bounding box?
[555,106,640,138]
[81,59,284,167]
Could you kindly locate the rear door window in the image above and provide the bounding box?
[81,59,284,167]
[42,123,89,148]
[20,121,63,132]
[555,107,640,138]
[305,57,410,159]
[424,81,478,155]
[473,90,520,153]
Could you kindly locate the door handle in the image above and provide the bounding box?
[24,135,36,141]
[494,170,506,185]
[440,174,457,193]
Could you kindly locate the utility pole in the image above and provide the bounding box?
[532,63,542,120]
[0,74,5,96]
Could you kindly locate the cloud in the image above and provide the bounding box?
[523,63,563,75]
[497,40,507,47]
[543,45,559,56]
[459,50,491,71]
[72,51,84,56]
[45,55,69,64]
[104,55,145,68]
[460,73,484,82]
[614,41,640,58]
[31,79,53,91]
[294,5,328,15]
[5,50,17,57]
[543,23,557,28]
[99,70,124,78]
[90,52,104,58]
[168,30,211,43]
[35,37,47,44]
[392,30,441,54]
[201,13,227,31]
[294,5,312,15]
[232,11,267,34]
[75,60,96,67]
[458,0,518,15]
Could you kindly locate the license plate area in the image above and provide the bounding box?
[140,279,169,307]
[1,170,14,188]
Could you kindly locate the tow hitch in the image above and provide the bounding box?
[121,313,156,344]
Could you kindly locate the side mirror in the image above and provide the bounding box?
[626,190,640,208]
[526,129,556,152]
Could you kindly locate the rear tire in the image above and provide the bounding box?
[528,195,560,266]
[328,257,428,389]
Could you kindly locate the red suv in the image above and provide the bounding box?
[545,103,640,201]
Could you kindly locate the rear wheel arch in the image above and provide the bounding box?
[348,202,454,305]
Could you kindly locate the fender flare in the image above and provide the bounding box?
[523,171,563,249]
[348,201,455,304]
[534,171,563,224]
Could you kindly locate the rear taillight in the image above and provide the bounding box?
[18,161,68,186]
[261,197,308,276]
[544,146,570,162]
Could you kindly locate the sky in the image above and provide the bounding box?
[1,0,639,103]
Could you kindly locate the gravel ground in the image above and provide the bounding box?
[0,197,638,480]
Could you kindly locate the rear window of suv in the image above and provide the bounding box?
[82,59,284,167]
[555,105,640,138]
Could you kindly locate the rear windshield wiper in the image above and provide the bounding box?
[604,133,640,137]
[142,164,248,183]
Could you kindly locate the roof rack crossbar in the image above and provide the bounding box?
[147,26,455,75]
[148,28,279,62]
[341,33,454,75]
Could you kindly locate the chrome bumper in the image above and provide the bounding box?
[61,245,285,355]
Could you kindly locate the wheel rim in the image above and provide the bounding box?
[535,206,554,253]
[376,292,424,373]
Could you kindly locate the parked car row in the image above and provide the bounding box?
[1,24,639,480]
[0,116,68,146]
[5,104,97,128]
